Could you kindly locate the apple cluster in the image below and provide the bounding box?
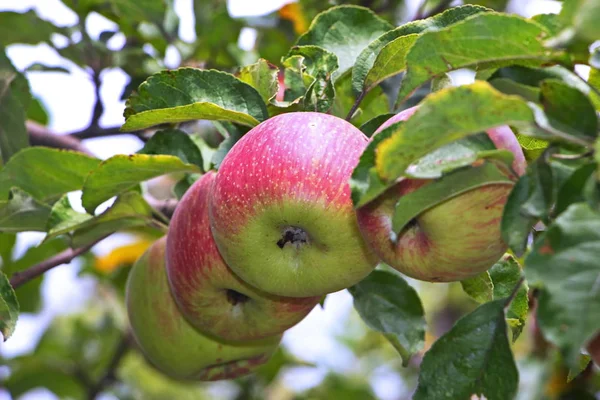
[125,109,525,381]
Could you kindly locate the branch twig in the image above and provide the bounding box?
[27,121,94,156]
[346,91,366,122]
[9,236,107,289]
[87,332,131,400]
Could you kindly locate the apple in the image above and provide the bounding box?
[126,237,281,381]
[166,171,320,342]
[356,106,526,282]
[209,112,379,297]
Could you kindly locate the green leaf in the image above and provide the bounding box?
[138,128,204,170]
[405,133,510,179]
[359,113,396,137]
[296,5,392,79]
[0,188,52,232]
[286,45,339,80]
[519,153,555,220]
[568,354,591,383]
[72,192,157,247]
[0,51,31,164]
[501,175,536,256]
[0,270,18,341]
[540,79,598,139]
[348,270,425,366]
[81,154,200,214]
[45,195,92,239]
[238,59,279,104]
[489,255,528,341]
[0,147,101,202]
[350,121,401,206]
[122,68,268,131]
[396,13,559,104]
[461,272,494,304]
[525,203,600,365]
[414,300,518,400]
[0,11,61,45]
[517,134,548,162]
[370,82,533,204]
[392,162,514,233]
[352,5,489,95]
[333,73,389,126]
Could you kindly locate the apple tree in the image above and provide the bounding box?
[0,0,599,399]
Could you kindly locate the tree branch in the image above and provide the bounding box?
[145,197,179,219]
[68,125,145,140]
[9,236,107,289]
[27,121,94,156]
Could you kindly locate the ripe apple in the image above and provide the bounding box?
[210,112,379,297]
[356,106,526,282]
[126,237,281,381]
[166,171,320,342]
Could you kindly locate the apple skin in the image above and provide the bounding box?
[356,106,526,282]
[126,237,281,381]
[166,171,320,342]
[210,112,379,297]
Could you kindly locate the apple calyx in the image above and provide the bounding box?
[225,289,251,306]
[276,226,310,249]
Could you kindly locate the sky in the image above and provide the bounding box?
[0,0,565,399]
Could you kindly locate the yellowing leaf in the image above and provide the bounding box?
[279,3,308,34]
[95,239,154,274]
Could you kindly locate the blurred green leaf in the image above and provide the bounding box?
[0,51,30,164]
[414,300,518,400]
[567,354,592,382]
[0,11,61,45]
[0,187,52,232]
[0,270,18,340]
[525,203,600,366]
[461,271,494,304]
[396,13,560,104]
[0,232,15,266]
[81,154,200,213]
[0,147,101,202]
[122,69,268,131]
[296,5,392,79]
[138,129,204,170]
[540,79,598,139]
[556,0,600,43]
[26,97,50,126]
[348,270,425,366]
[352,5,489,96]
[238,59,280,104]
[4,355,86,398]
[555,162,597,215]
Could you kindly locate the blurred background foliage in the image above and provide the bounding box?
[0,0,598,399]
